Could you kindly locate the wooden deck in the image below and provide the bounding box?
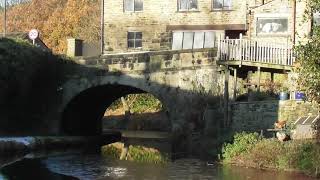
[217,39,295,71]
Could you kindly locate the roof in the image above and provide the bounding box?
[294,115,320,125]
[0,32,50,51]
[249,0,277,10]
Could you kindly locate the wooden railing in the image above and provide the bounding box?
[218,39,295,66]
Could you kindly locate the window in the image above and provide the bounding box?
[212,0,232,10]
[178,0,198,11]
[172,31,216,50]
[313,12,320,26]
[256,17,288,35]
[124,0,143,12]
[128,32,142,48]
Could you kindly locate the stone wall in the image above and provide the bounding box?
[104,0,311,53]
[278,100,319,122]
[60,48,226,135]
[104,0,260,53]
[248,0,309,44]
[231,100,319,132]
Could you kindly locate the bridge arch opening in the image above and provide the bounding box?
[103,93,170,132]
[61,84,170,136]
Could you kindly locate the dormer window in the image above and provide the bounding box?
[212,0,232,10]
[178,0,198,11]
[124,0,143,12]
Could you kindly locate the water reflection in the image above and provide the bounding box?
[0,158,78,180]
[0,153,316,180]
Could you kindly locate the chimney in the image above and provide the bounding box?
[67,38,83,57]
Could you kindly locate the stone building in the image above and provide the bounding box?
[248,0,310,45]
[103,0,312,53]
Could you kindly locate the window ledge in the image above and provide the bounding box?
[123,11,143,13]
[256,34,290,37]
[127,47,143,50]
[211,9,234,12]
[176,10,200,13]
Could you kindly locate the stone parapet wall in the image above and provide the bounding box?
[75,48,216,72]
[231,100,319,132]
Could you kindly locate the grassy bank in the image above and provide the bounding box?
[222,132,320,177]
[101,142,169,164]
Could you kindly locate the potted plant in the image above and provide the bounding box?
[279,86,289,100]
[295,91,305,100]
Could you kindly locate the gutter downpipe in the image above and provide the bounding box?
[101,0,105,55]
[3,0,7,37]
[292,0,296,45]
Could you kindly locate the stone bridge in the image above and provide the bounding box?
[54,48,225,137]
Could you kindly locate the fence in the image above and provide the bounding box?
[218,39,295,66]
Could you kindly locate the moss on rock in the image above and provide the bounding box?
[101,142,169,164]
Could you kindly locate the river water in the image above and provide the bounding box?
[0,151,316,180]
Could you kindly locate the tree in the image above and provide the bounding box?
[0,0,101,54]
[295,0,320,104]
[42,0,101,53]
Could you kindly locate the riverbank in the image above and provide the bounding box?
[221,132,320,177]
[0,133,121,157]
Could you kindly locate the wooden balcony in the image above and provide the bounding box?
[217,39,295,72]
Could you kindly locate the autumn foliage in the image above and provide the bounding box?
[0,0,101,54]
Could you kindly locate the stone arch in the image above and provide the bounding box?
[60,75,171,135]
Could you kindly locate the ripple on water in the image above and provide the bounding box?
[1,154,316,180]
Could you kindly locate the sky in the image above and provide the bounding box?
[0,0,30,8]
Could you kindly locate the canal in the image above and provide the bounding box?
[0,151,316,180]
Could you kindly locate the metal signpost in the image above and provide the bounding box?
[28,29,38,45]
[3,0,7,37]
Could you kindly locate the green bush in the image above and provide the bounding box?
[297,142,314,171]
[108,93,162,113]
[295,142,320,175]
[101,145,121,159]
[129,94,162,113]
[248,139,284,167]
[222,133,320,177]
[222,132,260,161]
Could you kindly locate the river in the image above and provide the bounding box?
[0,151,316,180]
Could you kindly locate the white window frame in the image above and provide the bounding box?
[212,0,232,10]
[124,0,143,12]
[177,0,198,11]
[172,31,216,50]
[127,32,142,49]
[255,14,290,36]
